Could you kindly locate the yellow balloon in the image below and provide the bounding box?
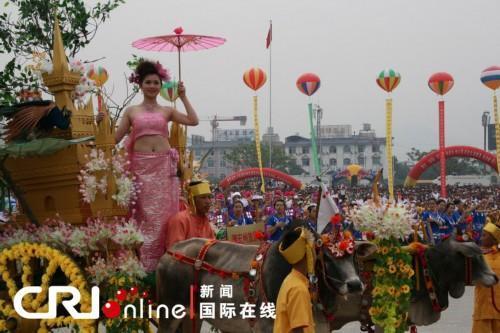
[87,65,109,87]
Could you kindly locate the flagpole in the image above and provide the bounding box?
[268,20,273,170]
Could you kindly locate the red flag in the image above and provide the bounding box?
[266,23,272,49]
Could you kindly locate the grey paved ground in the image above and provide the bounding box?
[339,287,473,333]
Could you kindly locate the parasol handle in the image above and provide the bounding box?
[177,41,182,83]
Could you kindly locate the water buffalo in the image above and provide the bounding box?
[328,236,498,332]
[156,235,376,333]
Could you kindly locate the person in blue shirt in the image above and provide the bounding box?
[227,200,253,226]
[421,199,439,242]
[304,203,317,232]
[441,203,456,236]
[266,199,292,242]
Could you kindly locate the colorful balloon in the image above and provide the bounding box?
[428,72,454,96]
[480,66,500,91]
[376,69,401,93]
[296,73,321,96]
[87,65,108,87]
[160,81,178,102]
[346,164,363,176]
[243,68,267,91]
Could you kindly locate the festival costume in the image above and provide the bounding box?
[229,213,253,226]
[274,228,316,333]
[472,223,500,333]
[164,210,215,249]
[128,111,179,272]
[164,181,215,250]
[266,214,291,242]
[274,269,315,333]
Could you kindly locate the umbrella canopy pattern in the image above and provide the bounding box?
[132,33,226,52]
[132,27,225,82]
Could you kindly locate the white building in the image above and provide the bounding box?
[284,124,388,176]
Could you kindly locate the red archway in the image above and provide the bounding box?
[219,168,303,189]
[405,145,498,186]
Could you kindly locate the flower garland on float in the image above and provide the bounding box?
[0,243,95,332]
[0,218,148,333]
[78,148,139,208]
[350,176,415,333]
[320,214,355,258]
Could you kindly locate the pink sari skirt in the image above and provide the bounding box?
[131,149,179,272]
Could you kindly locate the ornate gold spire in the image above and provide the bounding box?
[51,16,70,75]
[42,14,94,139]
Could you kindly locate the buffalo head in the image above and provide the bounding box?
[409,236,498,326]
[318,240,377,295]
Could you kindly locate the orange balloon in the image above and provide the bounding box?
[243,68,267,91]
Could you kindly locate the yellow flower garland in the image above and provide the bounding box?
[370,238,414,333]
[0,243,97,333]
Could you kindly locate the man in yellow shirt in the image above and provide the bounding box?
[472,220,500,333]
[274,227,316,333]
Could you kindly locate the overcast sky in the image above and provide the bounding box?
[3,0,500,159]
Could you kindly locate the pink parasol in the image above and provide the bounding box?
[132,27,226,81]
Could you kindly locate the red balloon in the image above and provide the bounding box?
[296,73,321,96]
[243,68,267,91]
[102,300,121,318]
[129,286,138,296]
[116,289,127,302]
[428,72,454,96]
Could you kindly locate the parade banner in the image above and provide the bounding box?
[253,95,266,193]
[438,100,447,197]
[494,94,500,173]
[428,72,454,197]
[226,223,265,245]
[243,67,267,193]
[307,102,320,175]
[386,98,394,201]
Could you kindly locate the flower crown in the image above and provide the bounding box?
[128,61,171,84]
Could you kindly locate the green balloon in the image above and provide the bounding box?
[160,81,178,102]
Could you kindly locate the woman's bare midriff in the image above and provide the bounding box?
[133,135,171,153]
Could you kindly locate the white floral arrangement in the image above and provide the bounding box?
[78,148,109,202]
[111,218,144,248]
[111,152,140,208]
[78,148,139,208]
[350,202,415,240]
[86,250,146,285]
[114,251,147,280]
[70,59,97,103]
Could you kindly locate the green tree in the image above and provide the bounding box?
[0,0,125,104]
[394,156,410,185]
[224,143,305,175]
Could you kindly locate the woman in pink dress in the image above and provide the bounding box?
[98,60,198,272]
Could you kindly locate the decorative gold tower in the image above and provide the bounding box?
[5,16,125,224]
